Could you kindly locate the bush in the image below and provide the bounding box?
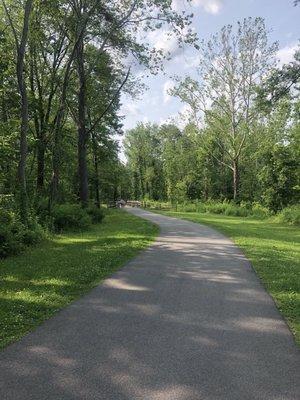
[276,205,300,226]
[143,200,171,210]
[223,203,249,217]
[143,199,273,220]
[0,210,45,258]
[177,202,197,212]
[52,204,92,231]
[204,201,228,214]
[23,218,47,245]
[0,210,25,257]
[251,202,270,219]
[86,206,105,223]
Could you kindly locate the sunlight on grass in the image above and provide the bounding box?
[0,209,158,350]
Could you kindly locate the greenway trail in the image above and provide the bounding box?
[0,208,299,400]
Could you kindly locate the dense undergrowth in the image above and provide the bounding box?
[0,199,105,258]
[143,200,300,226]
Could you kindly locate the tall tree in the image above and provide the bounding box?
[172,17,277,200]
[67,0,195,206]
[2,0,34,222]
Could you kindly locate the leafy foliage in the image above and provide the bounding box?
[125,21,299,214]
[276,205,300,226]
[0,0,196,255]
[51,204,92,231]
[86,206,105,224]
[0,208,45,258]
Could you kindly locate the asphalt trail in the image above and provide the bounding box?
[0,207,299,399]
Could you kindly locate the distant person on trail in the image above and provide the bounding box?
[116,199,126,208]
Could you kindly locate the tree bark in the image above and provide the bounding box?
[76,36,89,207]
[233,159,239,201]
[48,19,86,210]
[91,130,100,208]
[4,0,34,224]
[36,141,46,192]
[49,45,76,209]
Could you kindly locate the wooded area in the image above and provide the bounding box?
[0,0,196,256]
[0,1,299,258]
[125,18,299,216]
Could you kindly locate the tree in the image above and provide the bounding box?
[257,46,300,110]
[2,0,34,223]
[172,17,277,200]
[62,0,196,207]
[28,2,68,195]
[124,123,166,200]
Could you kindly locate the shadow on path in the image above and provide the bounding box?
[0,208,299,399]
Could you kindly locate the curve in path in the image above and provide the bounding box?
[0,208,299,400]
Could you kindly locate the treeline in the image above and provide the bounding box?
[125,19,300,214]
[0,1,195,255]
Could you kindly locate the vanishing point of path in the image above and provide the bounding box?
[0,208,299,400]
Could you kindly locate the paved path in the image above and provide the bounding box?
[0,208,299,400]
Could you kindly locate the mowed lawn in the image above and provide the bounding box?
[155,210,300,345]
[0,209,158,350]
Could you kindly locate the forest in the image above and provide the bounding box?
[125,18,300,218]
[0,0,197,256]
[0,0,299,259]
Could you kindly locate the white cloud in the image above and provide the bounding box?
[171,0,187,12]
[192,0,223,14]
[163,80,175,103]
[178,104,193,127]
[172,0,223,14]
[159,104,192,129]
[148,29,179,58]
[121,101,139,117]
[147,24,197,62]
[277,43,298,66]
[182,54,200,69]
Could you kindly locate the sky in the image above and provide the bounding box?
[118,0,300,158]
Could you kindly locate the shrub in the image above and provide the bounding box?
[36,197,50,220]
[52,204,92,231]
[204,201,228,214]
[0,210,25,257]
[177,202,197,212]
[276,205,300,226]
[86,206,105,223]
[195,202,206,213]
[143,200,171,210]
[251,202,270,219]
[23,218,47,245]
[143,199,274,220]
[224,203,249,217]
[0,208,47,258]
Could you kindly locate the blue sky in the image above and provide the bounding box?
[119,0,300,150]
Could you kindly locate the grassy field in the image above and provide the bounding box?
[153,210,300,345]
[0,209,158,350]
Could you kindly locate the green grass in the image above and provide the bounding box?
[154,210,300,345]
[0,209,158,350]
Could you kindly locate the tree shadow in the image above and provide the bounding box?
[0,210,299,399]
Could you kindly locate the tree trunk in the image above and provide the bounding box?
[233,159,239,201]
[48,107,65,209]
[15,0,33,224]
[48,45,76,210]
[91,131,100,208]
[76,36,89,207]
[36,140,45,192]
